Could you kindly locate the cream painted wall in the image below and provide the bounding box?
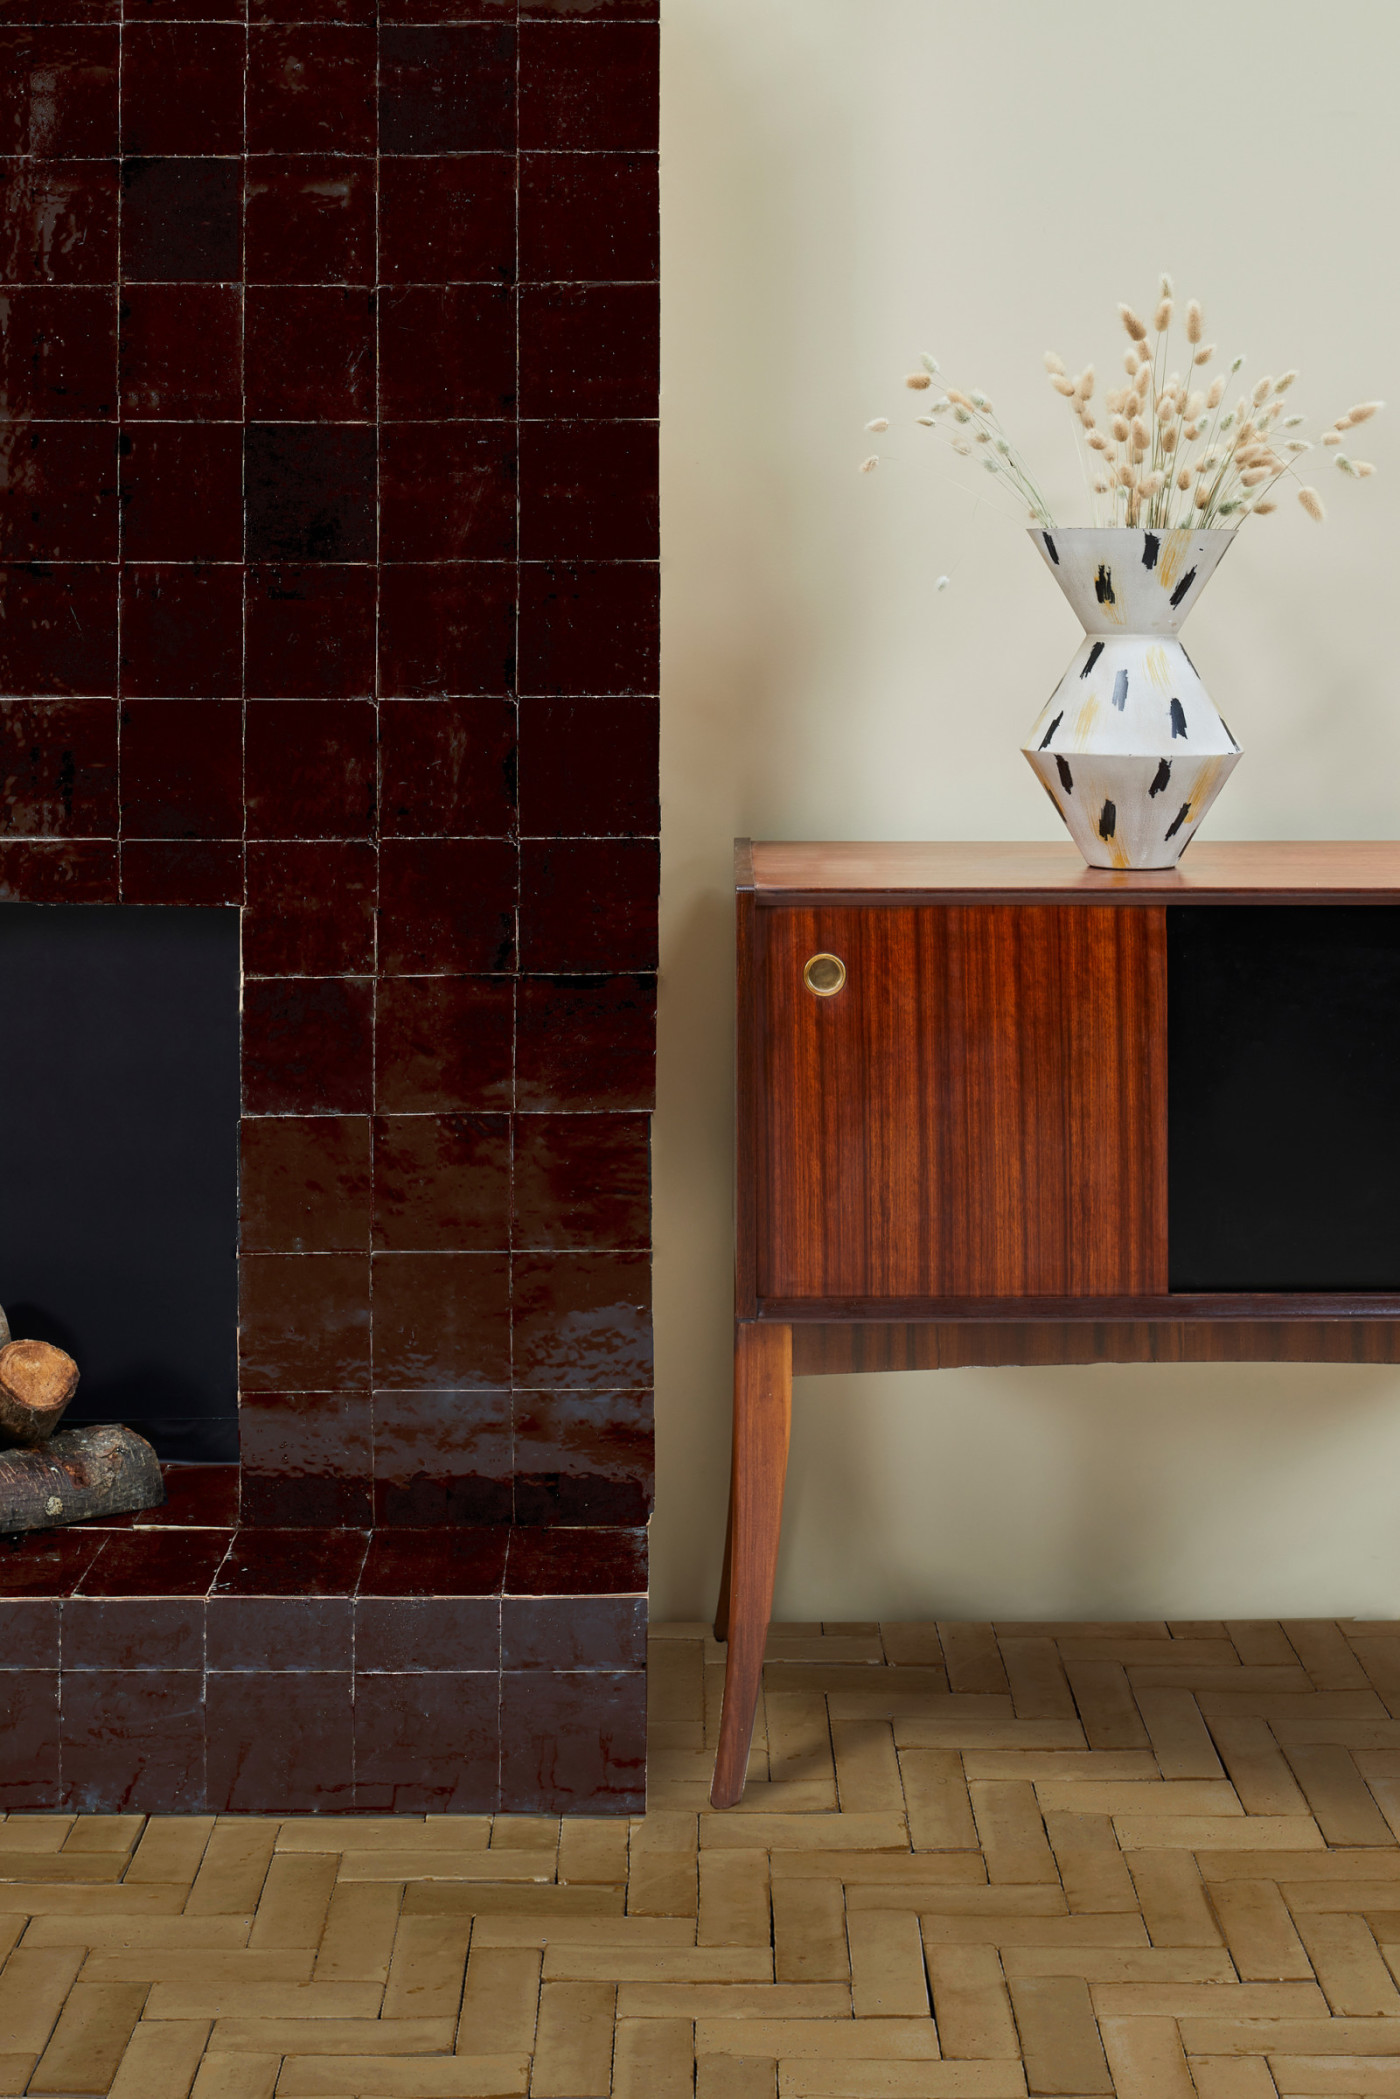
[653,0,1400,1623]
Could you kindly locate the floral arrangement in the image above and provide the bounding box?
[862,275,1381,532]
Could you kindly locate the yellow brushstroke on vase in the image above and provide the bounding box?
[1070,692,1100,747]
[1144,644,1172,692]
[1156,530,1192,596]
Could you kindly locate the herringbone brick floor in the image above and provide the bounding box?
[7,1622,1400,2096]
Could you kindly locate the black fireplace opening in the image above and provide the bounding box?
[0,904,241,1461]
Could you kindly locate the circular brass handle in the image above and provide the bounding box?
[803,952,847,997]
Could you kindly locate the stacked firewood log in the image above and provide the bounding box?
[0,1306,164,1534]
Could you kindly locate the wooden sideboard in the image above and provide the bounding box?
[710,840,1400,1806]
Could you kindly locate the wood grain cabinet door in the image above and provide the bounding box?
[755,904,1167,1302]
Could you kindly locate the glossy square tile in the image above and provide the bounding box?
[243,840,377,974]
[253,0,376,21]
[245,158,375,285]
[147,1465,242,1528]
[353,1671,498,1811]
[502,1594,645,1670]
[245,562,376,698]
[246,288,375,421]
[238,1251,372,1392]
[513,1112,650,1248]
[378,697,515,837]
[121,23,246,156]
[374,976,514,1113]
[241,975,374,1114]
[244,699,377,840]
[379,286,514,418]
[515,974,656,1112]
[378,838,516,974]
[216,1527,369,1595]
[506,1524,646,1598]
[517,696,658,838]
[121,158,241,282]
[119,699,243,839]
[238,1390,373,1527]
[245,424,377,563]
[518,153,658,283]
[0,161,119,285]
[372,1251,511,1386]
[207,1670,354,1811]
[357,1523,508,1597]
[63,1597,203,1670]
[355,1593,498,1670]
[519,22,657,151]
[519,422,658,561]
[240,1114,373,1252]
[378,564,515,699]
[119,284,241,416]
[0,839,118,901]
[0,424,118,561]
[119,423,244,564]
[248,25,377,152]
[0,568,113,697]
[499,1667,644,1813]
[0,697,118,838]
[0,28,120,159]
[120,839,244,905]
[0,286,116,418]
[519,284,658,417]
[372,1113,510,1252]
[520,839,659,971]
[0,1671,61,1811]
[379,426,515,562]
[378,155,514,285]
[0,1600,59,1669]
[379,24,515,152]
[512,1388,653,1527]
[380,0,514,20]
[372,1387,512,1526]
[517,562,658,695]
[206,1595,352,1670]
[119,565,243,699]
[0,1529,106,1600]
[77,1529,230,1596]
[512,1250,652,1387]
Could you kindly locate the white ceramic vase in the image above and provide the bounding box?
[1021,526,1240,871]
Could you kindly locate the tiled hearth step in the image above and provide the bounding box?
[0,1469,645,1817]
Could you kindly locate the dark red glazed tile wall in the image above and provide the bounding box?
[0,0,657,1810]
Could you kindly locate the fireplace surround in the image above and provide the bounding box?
[0,0,658,1810]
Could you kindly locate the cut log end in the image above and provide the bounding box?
[0,1339,81,1447]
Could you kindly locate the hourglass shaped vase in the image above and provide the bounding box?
[1022,526,1241,871]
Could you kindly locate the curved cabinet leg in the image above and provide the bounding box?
[710,1321,792,1809]
[713,1484,734,1644]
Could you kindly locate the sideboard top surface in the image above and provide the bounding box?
[740,839,1400,903]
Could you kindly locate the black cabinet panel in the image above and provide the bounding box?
[1169,905,1400,1291]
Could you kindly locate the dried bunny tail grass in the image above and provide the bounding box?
[1286,439,1312,453]
[1050,375,1077,396]
[1186,300,1203,345]
[1121,349,1139,377]
[1119,304,1149,342]
[1177,467,1192,490]
[1154,298,1173,332]
[915,416,936,427]
[1298,486,1326,521]
[920,351,940,374]
[1252,500,1278,514]
[1344,400,1384,424]
[970,390,994,412]
[1044,350,1066,374]
[1322,431,1344,446]
[1354,460,1378,477]
[1077,366,1095,400]
[905,372,933,390]
[1159,272,1174,298]
[1252,376,1274,404]
[1274,370,1298,393]
[1112,416,1130,441]
[858,456,880,474]
[1086,431,1110,451]
[865,417,889,432]
[1206,377,1226,408]
[1136,340,1154,367]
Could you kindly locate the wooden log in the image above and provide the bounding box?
[0,1339,80,1446]
[0,1304,9,1345]
[0,1424,164,1534]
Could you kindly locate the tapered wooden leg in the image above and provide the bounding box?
[710,1321,792,1809]
[713,1475,735,1643]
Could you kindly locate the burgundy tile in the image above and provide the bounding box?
[207,1596,352,1670]
[240,1114,372,1252]
[516,974,655,1112]
[243,841,377,974]
[238,1390,373,1527]
[513,1112,650,1249]
[253,0,376,21]
[147,1464,241,1527]
[63,1598,203,1670]
[0,567,117,697]
[129,0,242,19]
[248,25,376,152]
[517,696,657,837]
[520,840,658,970]
[378,565,515,699]
[207,1670,353,1811]
[120,284,240,416]
[246,288,375,420]
[0,697,118,838]
[77,1529,230,1596]
[374,977,514,1114]
[513,1388,653,1526]
[517,562,657,695]
[381,0,513,20]
[0,161,118,285]
[119,699,242,838]
[519,284,656,416]
[519,422,657,560]
[519,22,656,151]
[215,1527,369,1594]
[354,1671,498,1811]
[378,838,516,974]
[245,158,375,286]
[358,1524,508,1596]
[4,0,118,19]
[121,23,246,155]
[0,1529,106,1599]
[373,1114,510,1252]
[521,0,658,21]
[0,1599,59,1667]
[61,1671,206,1817]
[0,29,119,158]
[378,156,514,285]
[245,563,376,698]
[0,287,116,418]
[378,698,515,837]
[512,1250,651,1387]
[372,1252,511,1387]
[379,286,513,418]
[502,1594,644,1670]
[0,840,118,902]
[245,424,376,563]
[0,1671,60,1810]
[379,25,514,152]
[0,424,118,561]
[121,159,241,282]
[506,1523,645,1595]
[380,427,515,562]
[122,840,243,905]
[245,700,377,840]
[372,1388,512,1526]
[241,975,374,1114]
[119,423,243,563]
[119,565,243,699]
[519,153,657,282]
[500,1667,644,1813]
[239,1251,371,1392]
[355,1594,497,1670]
